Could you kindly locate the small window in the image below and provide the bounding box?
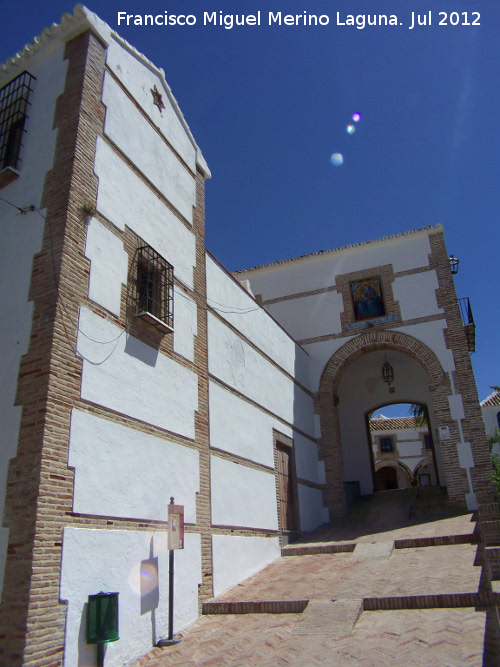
[424,434,432,450]
[380,437,393,453]
[133,245,174,333]
[497,411,500,430]
[0,71,35,172]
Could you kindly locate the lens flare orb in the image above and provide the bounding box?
[330,153,344,167]
[346,124,355,134]
[352,112,361,122]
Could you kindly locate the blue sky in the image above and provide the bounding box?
[0,0,497,403]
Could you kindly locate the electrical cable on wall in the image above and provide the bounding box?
[1,195,264,364]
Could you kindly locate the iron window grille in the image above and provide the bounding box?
[424,434,432,450]
[0,71,35,172]
[380,437,393,453]
[134,245,174,333]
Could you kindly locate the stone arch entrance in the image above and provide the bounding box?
[374,462,412,490]
[316,329,470,519]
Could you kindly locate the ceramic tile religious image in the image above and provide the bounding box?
[351,277,385,321]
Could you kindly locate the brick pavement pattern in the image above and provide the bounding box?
[131,609,486,666]
[131,491,500,666]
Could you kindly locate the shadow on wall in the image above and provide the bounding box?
[77,603,98,667]
[76,539,161,665]
[140,547,160,647]
[124,333,160,366]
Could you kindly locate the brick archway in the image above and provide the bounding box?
[374,460,413,490]
[315,329,469,519]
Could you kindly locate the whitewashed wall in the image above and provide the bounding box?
[209,381,278,468]
[206,258,325,573]
[102,73,195,224]
[393,271,443,320]
[59,19,207,667]
[298,485,329,532]
[77,307,198,439]
[207,313,314,436]
[94,139,196,291]
[105,36,196,172]
[395,321,455,373]
[238,231,447,398]
[206,254,312,390]
[85,218,128,316]
[173,287,197,362]
[482,403,500,444]
[294,434,326,486]
[302,337,355,391]
[60,528,201,667]
[212,535,281,597]
[238,231,433,300]
[267,291,345,341]
[211,456,278,530]
[69,410,199,522]
[0,46,68,595]
[209,380,324,483]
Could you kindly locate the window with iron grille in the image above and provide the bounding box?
[134,245,174,333]
[0,71,35,172]
[424,434,432,450]
[380,437,393,453]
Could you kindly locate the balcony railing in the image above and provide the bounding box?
[458,297,475,353]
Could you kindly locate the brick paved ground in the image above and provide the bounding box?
[131,608,487,666]
[207,544,479,604]
[130,492,499,666]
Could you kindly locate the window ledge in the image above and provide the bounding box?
[0,166,20,189]
[135,311,174,334]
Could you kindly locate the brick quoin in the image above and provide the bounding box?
[0,30,107,667]
[192,167,213,609]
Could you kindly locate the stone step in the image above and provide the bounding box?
[476,489,500,505]
[202,599,308,615]
[283,532,478,557]
[485,547,500,580]
[203,591,492,616]
[477,501,500,520]
[292,599,363,637]
[480,520,500,546]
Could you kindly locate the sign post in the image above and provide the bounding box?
[157,497,184,647]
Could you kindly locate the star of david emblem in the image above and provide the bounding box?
[151,85,165,112]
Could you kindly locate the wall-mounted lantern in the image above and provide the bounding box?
[87,592,119,667]
[449,255,459,275]
[382,358,395,392]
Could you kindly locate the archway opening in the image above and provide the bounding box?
[335,349,445,499]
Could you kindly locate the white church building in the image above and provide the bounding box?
[0,7,492,666]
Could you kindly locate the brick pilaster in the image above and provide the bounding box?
[0,29,107,667]
[429,230,493,496]
[192,168,213,607]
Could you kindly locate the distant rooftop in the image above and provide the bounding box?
[481,390,500,408]
[369,416,426,431]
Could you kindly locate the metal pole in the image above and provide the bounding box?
[97,642,104,667]
[168,547,174,640]
[157,497,181,647]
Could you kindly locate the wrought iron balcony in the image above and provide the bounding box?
[458,297,475,352]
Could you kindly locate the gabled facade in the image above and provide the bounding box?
[0,7,493,667]
[236,226,490,517]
